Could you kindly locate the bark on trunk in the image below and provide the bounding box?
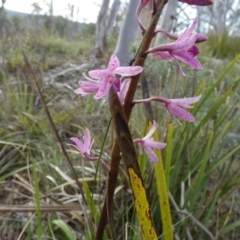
[95,0,110,57]
[114,0,139,65]
[107,0,121,33]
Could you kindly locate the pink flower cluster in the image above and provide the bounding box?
[70,1,210,164]
[75,55,142,101]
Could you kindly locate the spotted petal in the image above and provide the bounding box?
[174,51,202,70]
[107,55,120,72]
[143,145,159,163]
[167,103,195,122]
[69,137,85,153]
[144,121,157,139]
[82,129,92,152]
[89,70,107,79]
[94,77,111,99]
[74,81,99,96]
[144,139,167,149]
[115,66,143,77]
[170,95,202,108]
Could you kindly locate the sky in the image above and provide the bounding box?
[5,0,115,23]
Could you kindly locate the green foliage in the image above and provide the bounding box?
[1,13,240,239]
[80,23,96,37]
[49,220,76,240]
[207,32,240,59]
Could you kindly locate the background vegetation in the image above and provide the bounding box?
[0,3,240,240]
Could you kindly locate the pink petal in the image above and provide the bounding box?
[118,78,130,105]
[107,55,120,72]
[187,45,200,57]
[178,0,214,6]
[144,146,159,163]
[94,77,112,99]
[114,66,143,77]
[170,95,202,108]
[89,70,106,79]
[74,81,99,95]
[83,129,91,151]
[173,32,197,51]
[179,17,198,41]
[144,120,157,139]
[195,33,208,43]
[144,139,166,149]
[154,51,174,61]
[174,58,186,77]
[70,137,84,153]
[167,104,195,122]
[84,153,98,161]
[175,51,202,70]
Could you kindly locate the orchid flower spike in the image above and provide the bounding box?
[69,129,110,170]
[88,55,142,99]
[133,95,202,124]
[145,17,203,76]
[133,121,166,163]
[178,0,214,6]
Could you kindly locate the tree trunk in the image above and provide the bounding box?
[95,0,110,57]
[107,0,121,33]
[114,0,139,65]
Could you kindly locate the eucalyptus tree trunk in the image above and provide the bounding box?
[107,0,121,33]
[114,0,139,65]
[95,0,110,57]
[155,0,178,43]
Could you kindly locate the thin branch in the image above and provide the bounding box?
[21,50,86,205]
[169,192,215,240]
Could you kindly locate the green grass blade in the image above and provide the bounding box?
[165,122,173,189]
[193,53,240,114]
[32,165,43,240]
[189,87,233,141]
[153,124,173,240]
[219,220,240,237]
[186,131,213,209]
[206,143,240,175]
[50,219,76,240]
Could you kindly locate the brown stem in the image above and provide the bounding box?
[96,2,166,239]
[21,51,86,205]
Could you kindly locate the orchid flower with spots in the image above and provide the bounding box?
[133,95,201,124]
[133,121,166,163]
[69,129,110,170]
[89,55,143,99]
[145,18,203,76]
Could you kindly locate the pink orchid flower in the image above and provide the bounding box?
[133,121,166,163]
[178,0,214,6]
[145,17,202,76]
[69,129,110,170]
[89,55,143,99]
[133,95,201,124]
